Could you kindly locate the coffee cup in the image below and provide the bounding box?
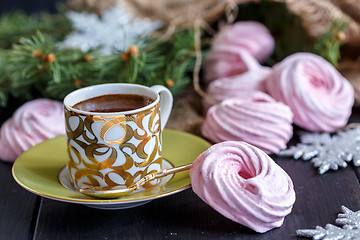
[63,83,173,191]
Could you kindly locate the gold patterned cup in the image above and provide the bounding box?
[63,83,173,191]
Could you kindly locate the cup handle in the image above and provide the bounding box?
[150,85,173,130]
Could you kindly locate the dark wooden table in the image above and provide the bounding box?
[1,105,360,240]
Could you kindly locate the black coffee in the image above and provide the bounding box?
[72,94,154,113]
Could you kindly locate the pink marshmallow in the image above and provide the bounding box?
[202,92,293,154]
[204,21,275,83]
[266,52,354,132]
[0,99,65,162]
[203,50,271,111]
[190,141,296,233]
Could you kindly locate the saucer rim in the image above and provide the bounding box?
[12,129,210,205]
[55,160,183,205]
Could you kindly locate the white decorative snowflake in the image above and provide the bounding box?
[278,127,360,174]
[297,206,360,239]
[59,4,162,55]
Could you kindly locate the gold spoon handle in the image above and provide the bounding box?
[79,163,193,199]
[155,163,192,177]
[131,163,192,190]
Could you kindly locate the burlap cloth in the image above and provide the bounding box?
[67,0,360,46]
[165,87,204,136]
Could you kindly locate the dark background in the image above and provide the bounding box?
[0,0,66,13]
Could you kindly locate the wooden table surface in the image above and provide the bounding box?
[1,104,360,240]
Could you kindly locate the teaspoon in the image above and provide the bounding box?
[79,163,192,199]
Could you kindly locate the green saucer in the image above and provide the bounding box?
[12,129,210,209]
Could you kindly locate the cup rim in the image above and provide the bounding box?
[63,83,160,116]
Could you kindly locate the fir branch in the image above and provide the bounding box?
[8,32,56,89]
[0,51,10,106]
[0,28,199,106]
[312,21,347,66]
[0,7,71,49]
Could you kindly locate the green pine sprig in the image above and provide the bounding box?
[312,21,347,66]
[0,28,199,107]
[0,6,71,49]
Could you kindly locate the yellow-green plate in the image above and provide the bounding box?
[12,129,210,209]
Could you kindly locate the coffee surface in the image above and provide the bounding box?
[72,94,154,113]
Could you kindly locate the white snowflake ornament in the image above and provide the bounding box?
[59,4,162,55]
[297,206,360,239]
[278,126,360,174]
